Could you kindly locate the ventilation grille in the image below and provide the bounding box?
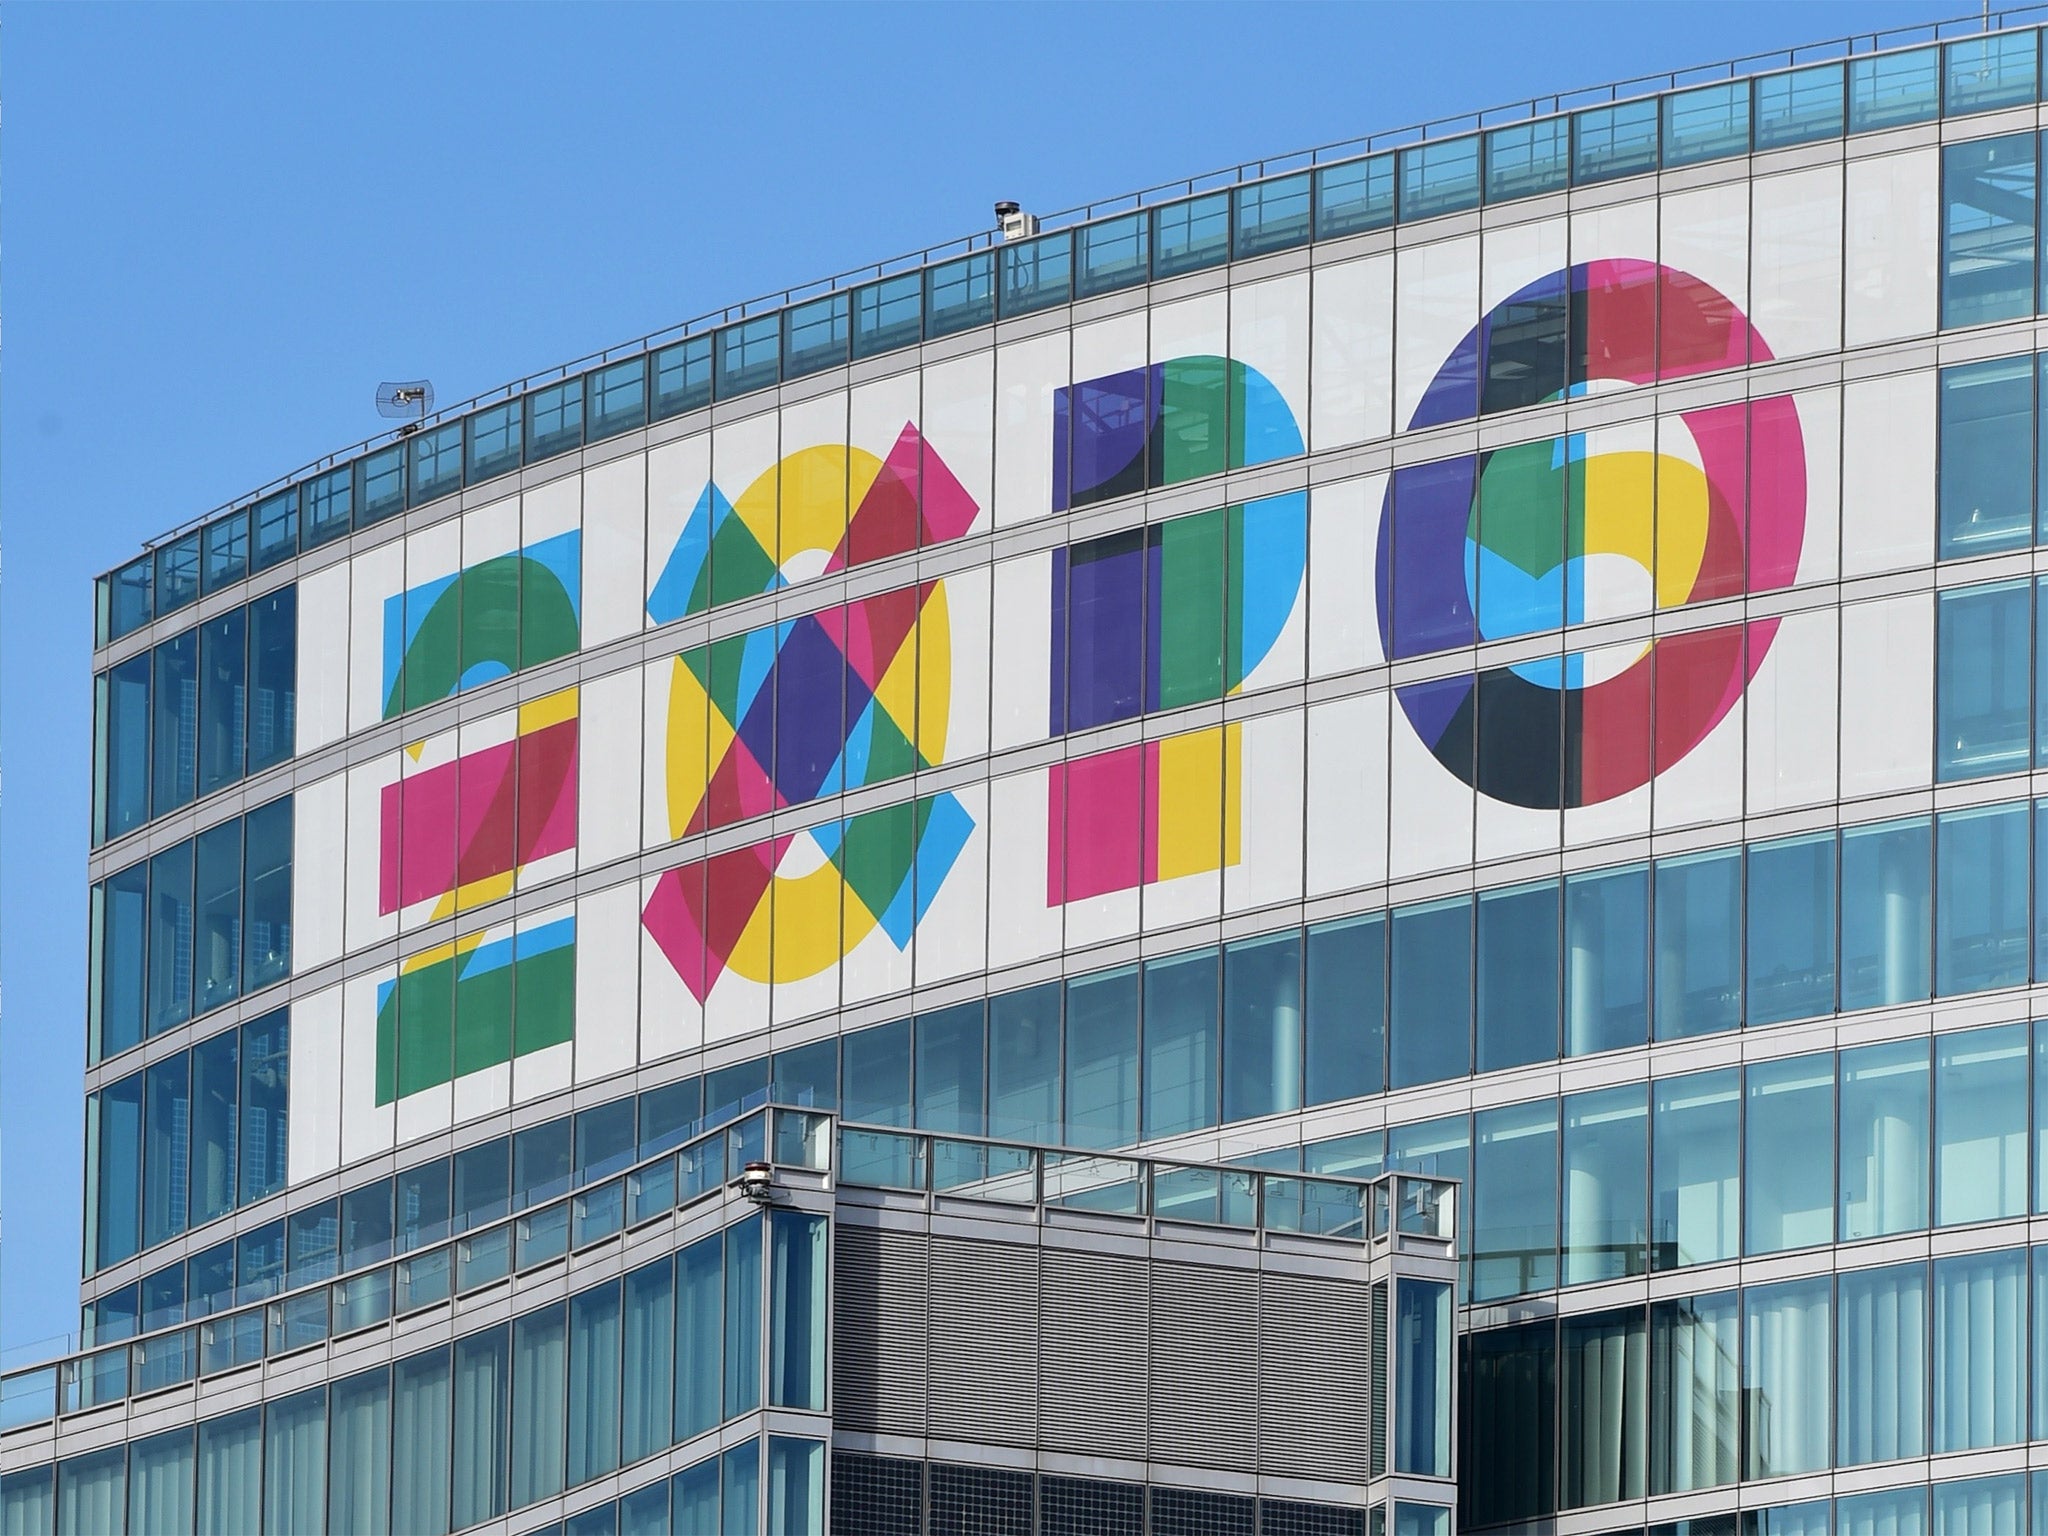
[832,1224,927,1434]
[1149,1261,1260,1471]
[1040,1248,1148,1457]
[927,1235,1039,1446]
[1369,1279,1389,1480]
[1258,1271,1371,1481]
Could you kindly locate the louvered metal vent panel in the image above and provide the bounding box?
[1369,1279,1389,1480]
[1257,1272,1371,1481]
[832,1224,929,1434]
[927,1234,1040,1446]
[1148,1261,1260,1471]
[1039,1248,1149,1458]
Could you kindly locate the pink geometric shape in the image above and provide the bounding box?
[917,426,980,545]
[1046,744,1145,904]
[642,865,710,1002]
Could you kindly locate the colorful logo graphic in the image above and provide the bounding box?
[379,688,579,918]
[1376,259,1806,809]
[1047,357,1306,901]
[645,424,979,624]
[642,429,982,997]
[382,531,581,718]
[1053,355,1302,510]
[375,913,575,1106]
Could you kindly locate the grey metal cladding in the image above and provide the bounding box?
[832,1223,928,1433]
[1258,1270,1372,1481]
[1369,1279,1389,1481]
[927,1234,1038,1447]
[1039,1248,1149,1459]
[1148,1261,1260,1472]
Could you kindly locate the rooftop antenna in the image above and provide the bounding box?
[376,379,435,437]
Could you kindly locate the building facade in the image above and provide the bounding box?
[12,12,2048,1534]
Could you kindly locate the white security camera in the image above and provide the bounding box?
[737,1161,775,1205]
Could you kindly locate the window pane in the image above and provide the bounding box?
[510,1303,567,1508]
[396,1155,451,1250]
[156,531,199,617]
[923,252,994,337]
[100,653,151,842]
[356,444,405,527]
[1075,210,1148,296]
[586,356,648,439]
[724,1215,763,1416]
[190,1029,238,1227]
[676,1231,724,1440]
[1946,31,2040,114]
[999,231,1071,316]
[196,1407,261,1536]
[1742,1277,1831,1478]
[303,466,352,547]
[1938,359,2034,558]
[242,796,293,992]
[526,379,585,458]
[238,1010,289,1204]
[1936,802,2030,994]
[1661,81,1748,167]
[1565,864,1648,1055]
[100,862,148,1060]
[109,554,154,641]
[147,839,194,1037]
[988,982,1061,1143]
[622,1258,675,1466]
[1753,63,1844,150]
[1936,1023,2029,1225]
[1472,1100,1557,1300]
[1745,834,1834,1025]
[1653,848,1740,1040]
[1563,1084,1646,1285]
[1223,931,1303,1121]
[1390,897,1472,1088]
[1152,193,1230,279]
[1934,1247,2027,1450]
[852,273,922,358]
[772,1041,835,1113]
[451,1329,508,1528]
[142,1053,189,1249]
[1484,118,1569,201]
[202,511,248,595]
[841,1018,911,1128]
[574,1100,636,1184]
[1572,99,1659,184]
[1840,817,1932,1010]
[1840,1037,1930,1240]
[466,399,522,483]
[1065,967,1139,1148]
[1561,1308,1646,1507]
[1744,1053,1834,1254]
[1461,1322,1554,1527]
[914,1002,985,1137]
[151,629,197,816]
[391,1346,451,1536]
[1305,914,1384,1105]
[406,420,463,506]
[1838,1262,1927,1467]
[327,1366,391,1536]
[567,1280,622,1485]
[1646,1294,1744,1499]
[1652,1068,1738,1270]
[1477,883,1559,1071]
[1313,154,1393,238]
[652,335,712,420]
[1144,949,1218,1139]
[1394,1280,1453,1476]
[1850,44,1939,130]
[1398,136,1479,218]
[197,607,247,796]
[1943,134,2037,328]
[1233,172,1310,258]
[770,1211,827,1411]
[1931,1474,2024,1533]
[194,818,242,1015]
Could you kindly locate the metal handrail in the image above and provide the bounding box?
[102,5,2048,573]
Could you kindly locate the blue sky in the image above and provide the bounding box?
[0,0,1936,1354]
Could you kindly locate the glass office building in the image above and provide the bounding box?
[25,10,2048,1532]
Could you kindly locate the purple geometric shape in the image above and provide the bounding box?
[1383,456,1479,660]
[746,615,872,808]
[1054,365,1161,512]
[1052,529,1148,734]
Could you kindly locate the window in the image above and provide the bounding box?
[1743,1278,1831,1478]
[1933,1247,2027,1450]
[1076,210,1149,296]
[1663,81,1749,166]
[147,840,194,1037]
[1389,897,1471,1088]
[988,983,1061,1144]
[1563,1084,1647,1285]
[238,1009,289,1205]
[852,272,922,358]
[1744,1053,1834,1254]
[841,1018,911,1128]
[96,652,149,844]
[1839,817,1931,1010]
[1745,833,1835,1025]
[1313,154,1393,238]
[651,335,712,419]
[190,1029,237,1228]
[1561,1309,1646,1508]
[193,819,242,1013]
[356,442,405,526]
[1650,1291,1739,1493]
[108,554,153,641]
[1143,949,1217,1139]
[196,608,246,796]
[1654,848,1740,1039]
[1573,99,1659,183]
[466,399,522,483]
[923,252,994,337]
[246,585,295,776]
[1223,931,1303,1121]
[1233,173,1311,258]
[1936,802,2031,994]
[1565,865,1648,1055]
[1065,968,1139,1148]
[1152,192,1230,278]
[526,378,585,458]
[585,356,648,439]
[156,531,200,617]
[1477,883,1559,1070]
[201,510,248,594]
[1946,31,2040,115]
[1839,1038,1929,1240]
[1472,1100,1557,1300]
[1936,1023,2028,1225]
[1754,62,1844,149]
[151,627,197,816]
[1943,134,2037,328]
[769,1211,827,1411]
[1397,136,1480,219]
[1938,358,2034,557]
[1484,118,1569,201]
[510,1303,567,1508]
[1850,44,1940,131]
[242,796,293,992]
[999,230,1072,316]
[914,1002,985,1136]
[1304,914,1384,1105]
[407,420,463,506]
[1652,1069,1738,1270]
[1394,1280,1453,1476]
[1838,1262,1927,1468]
[781,296,849,380]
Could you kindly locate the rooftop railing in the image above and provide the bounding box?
[0,1107,1450,1438]
[95,7,2048,648]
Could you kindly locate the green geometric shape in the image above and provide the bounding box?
[1475,439,1569,579]
[453,952,512,1079]
[706,514,778,610]
[833,798,918,921]
[861,700,922,786]
[518,556,581,671]
[1156,357,1231,486]
[392,958,455,1101]
[1156,507,1226,708]
[512,942,576,1055]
